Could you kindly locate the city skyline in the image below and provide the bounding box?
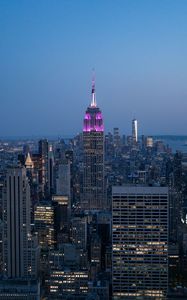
[0,0,187,293]
[0,114,187,297]
[1,1,187,136]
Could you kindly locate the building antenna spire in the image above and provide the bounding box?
[91,69,97,107]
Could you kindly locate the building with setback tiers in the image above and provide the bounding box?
[82,79,105,210]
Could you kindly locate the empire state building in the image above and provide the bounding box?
[82,79,105,210]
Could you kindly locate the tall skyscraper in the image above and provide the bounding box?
[132,118,138,144]
[38,139,49,197]
[34,200,55,250]
[52,195,71,243]
[2,166,38,279]
[112,186,168,299]
[56,162,71,197]
[48,145,54,195]
[82,79,105,210]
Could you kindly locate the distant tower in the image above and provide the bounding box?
[113,128,120,147]
[48,145,54,195]
[132,118,138,144]
[82,77,105,210]
[25,152,34,170]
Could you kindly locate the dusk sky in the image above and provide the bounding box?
[1,0,187,136]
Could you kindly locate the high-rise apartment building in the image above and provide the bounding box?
[34,200,55,250]
[112,186,168,299]
[82,79,105,210]
[2,166,38,279]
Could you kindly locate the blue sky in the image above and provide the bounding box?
[1,0,187,136]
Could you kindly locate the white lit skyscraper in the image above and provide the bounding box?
[82,79,105,210]
[132,118,138,144]
[112,186,168,299]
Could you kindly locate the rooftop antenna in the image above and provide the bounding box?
[91,68,97,107]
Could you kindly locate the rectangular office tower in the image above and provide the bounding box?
[2,167,38,279]
[112,186,168,299]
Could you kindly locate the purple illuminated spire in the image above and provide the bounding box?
[83,78,104,132]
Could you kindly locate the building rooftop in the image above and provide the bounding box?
[112,185,168,194]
